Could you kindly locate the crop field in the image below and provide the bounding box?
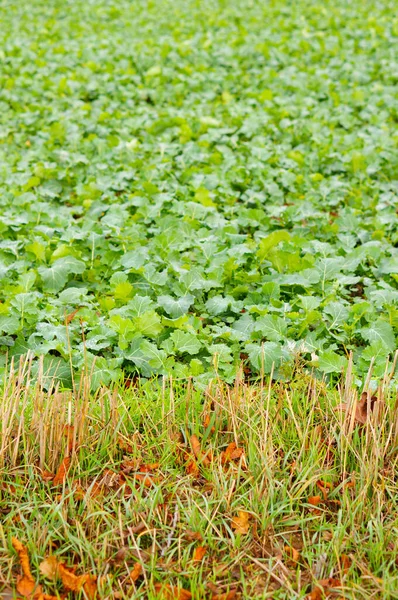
[1,0,398,386]
[0,0,398,598]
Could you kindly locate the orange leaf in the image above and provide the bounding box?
[308,495,322,506]
[131,473,156,488]
[16,575,41,597]
[39,556,59,581]
[190,435,210,466]
[186,459,200,477]
[340,553,351,573]
[192,546,207,561]
[211,591,237,600]
[65,307,81,325]
[83,575,98,600]
[184,530,203,542]
[12,538,34,581]
[129,562,142,583]
[284,545,300,563]
[231,511,250,534]
[221,442,244,465]
[52,457,71,486]
[58,563,97,596]
[203,412,215,433]
[63,424,75,453]
[306,578,342,599]
[154,583,192,599]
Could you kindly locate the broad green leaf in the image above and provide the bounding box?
[257,231,291,261]
[38,257,86,293]
[253,315,287,341]
[361,320,396,353]
[246,342,284,373]
[158,294,194,318]
[170,331,202,355]
[318,351,348,374]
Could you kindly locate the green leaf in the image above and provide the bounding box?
[133,310,163,338]
[318,351,348,374]
[158,294,194,318]
[38,257,86,293]
[257,231,291,261]
[246,342,284,373]
[170,331,202,355]
[361,320,396,353]
[253,315,287,341]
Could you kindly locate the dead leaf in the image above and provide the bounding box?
[184,530,203,542]
[284,545,300,564]
[306,578,342,599]
[16,575,40,598]
[192,546,207,562]
[231,511,250,534]
[65,307,81,325]
[190,434,210,466]
[221,442,244,465]
[12,538,34,581]
[211,591,237,600]
[203,412,215,433]
[52,457,71,486]
[308,495,322,515]
[83,575,98,600]
[63,425,75,453]
[11,538,42,598]
[58,563,97,598]
[340,553,351,573]
[130,472,157,488]
[186,459,200,478]
[316,480,332,501]
[39,556,59,581]
[129,562,142,583]
[41,471,55,482]
[154,583,192,599]
[336,391,381,426]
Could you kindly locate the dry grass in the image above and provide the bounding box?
[0,355,398,599]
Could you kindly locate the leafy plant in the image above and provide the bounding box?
[0,0,397,385]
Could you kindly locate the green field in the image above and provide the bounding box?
[1,0,398,386]
[1,0,398,598]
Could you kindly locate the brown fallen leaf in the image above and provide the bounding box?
[41,471,55,482]
[203,412,215,434]
[211,591,237,600]
[154,583,192,599]
[12,538,34,580]
[12,538,42,598]
[340,553,352,574]
[82,575,98,600]
[284,545,300,564]
[336,391,381,426]
[231,511,250,534]
[129,562,142,583]
[52,562,98,599]
[52,457,71,486]
[130,472,157,488]
[39,556,59,581]
[192,546,207,562]
[186,458,200,478]
[63,424,75,453]
[306,578,342,599]
[221,442,244,465]
[16,575,40,598]
[190,434,211,467]
[184,530,203,542]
